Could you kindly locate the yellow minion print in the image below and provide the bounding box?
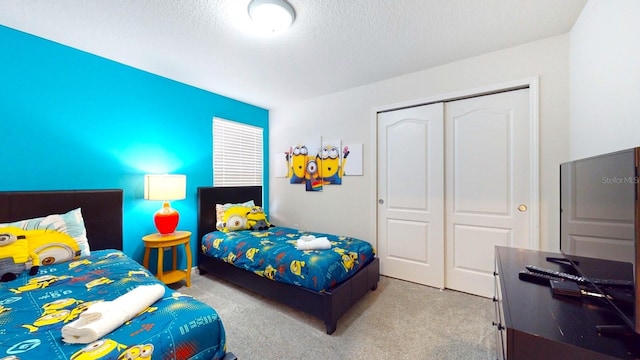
[42,298,81,314]
[225,253,236,264]
[117,344,154,360]
[23,309,71,332]
[70,339,128,360]
[10,274,71,294]
[69,259,91,269]
[290,260,305,278]
[263,265,277,280]
[251,231,272,238]
[286,145,308,184]
[304,157,324,192]
[246,248,259,261]
[341,252,358,272]
[86,277,114,290]
[319,145,349,185]
[213,238,224,250]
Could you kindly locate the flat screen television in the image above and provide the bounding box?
[560,147,639,334]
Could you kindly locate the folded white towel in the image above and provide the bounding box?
[296,237,330,250]
[299,235,316,242]
[61,284,165,344]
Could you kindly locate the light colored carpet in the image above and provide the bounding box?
[173,272,496,360]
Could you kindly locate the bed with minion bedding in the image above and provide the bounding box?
[197,186,380,335]
[0,189,234,360]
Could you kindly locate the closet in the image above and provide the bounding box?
[376,88,534,297]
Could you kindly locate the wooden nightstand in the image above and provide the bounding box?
[142,230,192,287]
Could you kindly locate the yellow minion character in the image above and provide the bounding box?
[0,227,41,282]
[225,252,237,264]
[246,248,259,261]
[42,298,82,315]
[10,274,71,294]
[245,206,271,231]
[118,344,154,360]
[70,339,128,360]
[287,145,308,184]
[27,229,81,265]
[341,252,358,272]
[69,259,91,269]
[290,260,306,278]
[220,206,249,232]
[86,277,114,290]
[263,265,277,280]
[23,309,71,332]
[304,156,324,191]
[319,145,349,185]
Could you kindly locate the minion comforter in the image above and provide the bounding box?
[0,250,227,360]
[201,226,376,292]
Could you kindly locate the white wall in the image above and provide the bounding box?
[570,0,640,159]
[270,34,571,252]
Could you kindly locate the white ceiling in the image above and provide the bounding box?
[0,0,587,109]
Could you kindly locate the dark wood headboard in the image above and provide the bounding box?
[0,189,124,251]
[197,186,263,243]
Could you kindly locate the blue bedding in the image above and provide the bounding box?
[0,250,227,360]
[201,226,376,292]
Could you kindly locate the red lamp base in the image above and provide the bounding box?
[154,202,180,235]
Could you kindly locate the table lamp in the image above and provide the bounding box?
[144,174,186,235]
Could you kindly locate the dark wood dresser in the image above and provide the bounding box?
[493,246,640,360]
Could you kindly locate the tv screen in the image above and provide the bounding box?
[560,147,639,334]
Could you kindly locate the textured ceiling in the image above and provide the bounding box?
[0,0,587,109]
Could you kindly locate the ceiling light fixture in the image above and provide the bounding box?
[248,0,296,33]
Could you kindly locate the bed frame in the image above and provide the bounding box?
[197,186,380,334]
[0,189,124,250]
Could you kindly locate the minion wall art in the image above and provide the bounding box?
[283,137,362,192]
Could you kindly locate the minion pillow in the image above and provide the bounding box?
[216,200,255,232]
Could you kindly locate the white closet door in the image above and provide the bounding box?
[377,103,445,288]
[444,89,531,297]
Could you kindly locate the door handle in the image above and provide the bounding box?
[378,199,384,205]
[518,204,527,212]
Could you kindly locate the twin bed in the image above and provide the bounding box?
[0,190,233,360]
[197,186,380,335]
[0,186,379,360]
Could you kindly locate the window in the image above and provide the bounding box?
[213,117,263,186]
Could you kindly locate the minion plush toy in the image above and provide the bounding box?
[245,206,271,231]
[0,227,40,282]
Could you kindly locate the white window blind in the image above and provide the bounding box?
[213,117,263,186]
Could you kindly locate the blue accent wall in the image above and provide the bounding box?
[0,25,269,267]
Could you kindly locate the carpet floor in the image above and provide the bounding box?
[174,272,496,360]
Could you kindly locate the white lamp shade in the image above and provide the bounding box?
[144,174,186,201]
[248,0,295,33]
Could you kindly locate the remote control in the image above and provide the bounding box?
[526,265,633,288]
[518,270,561,286]
[525,265,585,283]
